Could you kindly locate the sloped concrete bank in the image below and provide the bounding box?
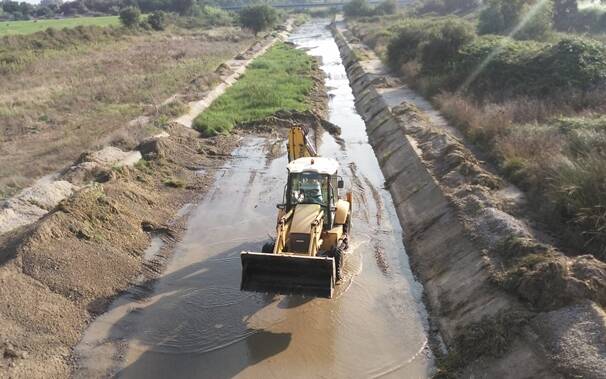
[332,23,606,378]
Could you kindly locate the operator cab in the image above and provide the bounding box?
[284,157,342,228]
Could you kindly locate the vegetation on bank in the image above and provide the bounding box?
[238,4,278,35]
[0,15,120,36]
[347,1,606,259]
[193,43,315,136]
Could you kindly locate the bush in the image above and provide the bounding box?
[344,0,373,17]
[449,36,542,96]
[419,18,476,72]
[173,0,194,16]
[386,19,432,69]
[239,5,278,35]
[386,17,475,73]
[532,37,606,93]
[415,0,479,15]
[197,6,234,26]
[375,0,397,15]
[447,36,606,97]
[119,6,141,28]
[478,0,553,40]
[148,11,166,31]
[549,153,606,259]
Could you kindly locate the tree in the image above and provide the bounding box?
[59,1,89,16]
[553,0,578,31]
[1,1,20,13]
[343,0,372,17]
[375,0,396,15]
[478,0,553,40]
[173,0,193,16]
[148,10,166,30]
[119,6,141,27]
[238,5,277,36]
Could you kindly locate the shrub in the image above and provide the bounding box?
[533,37,606,92]
[375,0,397,15]
[549,153,606,259]
[419,18,476,72]
[447,36,606,97]
[553,0,578,31]
[386,19,432,69]
[478,0,553,40]
[449,36,542,96]
[239,5,278,35]
[173,0,194,16]
[119,6,141,28]
[344,0,373,17]
[148,11,166,31]
[386,17,475,73]
[415,0,480,15]
[198,6,234,26]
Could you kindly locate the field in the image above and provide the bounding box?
[0,16,120,36]
[0,26,254,199]
[193,42,316,136]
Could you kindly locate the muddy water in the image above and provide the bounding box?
[74,20,434,378]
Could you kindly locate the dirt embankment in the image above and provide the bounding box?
[0,124,241,378]
[332,23,606,378]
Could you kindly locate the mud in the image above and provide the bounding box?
[0,124,240,378]
[72,20,435,378]
[333,20,606,378]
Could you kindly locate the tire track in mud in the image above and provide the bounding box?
[347,162,370,223]
[345,160,389,276]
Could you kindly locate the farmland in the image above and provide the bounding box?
[0,16,120,36]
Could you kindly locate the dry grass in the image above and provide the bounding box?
[0,27,253,199]
[349,15,606,259]
[433,91,606,258]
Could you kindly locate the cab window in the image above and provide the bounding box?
[289,172,329,207]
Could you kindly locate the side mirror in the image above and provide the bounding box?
[338,179,344,189]
[277,204,286,210]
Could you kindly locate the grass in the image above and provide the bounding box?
[0,26,253,199]
[193,42,315,136]
[0,16,120,36]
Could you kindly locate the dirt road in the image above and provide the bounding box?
[74,20,434,378]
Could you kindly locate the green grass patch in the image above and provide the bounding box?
[0,16,120,36]
[193,42,315,136]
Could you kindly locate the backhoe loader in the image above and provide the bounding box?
[240,126,352,298]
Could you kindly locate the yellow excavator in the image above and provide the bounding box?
[240,126,352,298]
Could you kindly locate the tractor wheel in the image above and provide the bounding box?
[262,241,275,254]
[331,247,344,282]
[345,209,352,234]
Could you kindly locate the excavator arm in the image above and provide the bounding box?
[287,126,317,162]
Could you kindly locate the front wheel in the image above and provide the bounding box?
[329,246,344,282]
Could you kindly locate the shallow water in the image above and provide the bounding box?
[74,19,434,379]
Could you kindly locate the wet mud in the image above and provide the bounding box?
[74,20,434,379]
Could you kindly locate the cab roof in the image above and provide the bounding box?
[287,157,339,175]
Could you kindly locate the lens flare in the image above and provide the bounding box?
[457,0,551,93]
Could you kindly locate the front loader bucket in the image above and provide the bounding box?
[240,252,335,298]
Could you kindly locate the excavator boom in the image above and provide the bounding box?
[287,126,317,162]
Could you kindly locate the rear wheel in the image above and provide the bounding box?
[262,241,275,254]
